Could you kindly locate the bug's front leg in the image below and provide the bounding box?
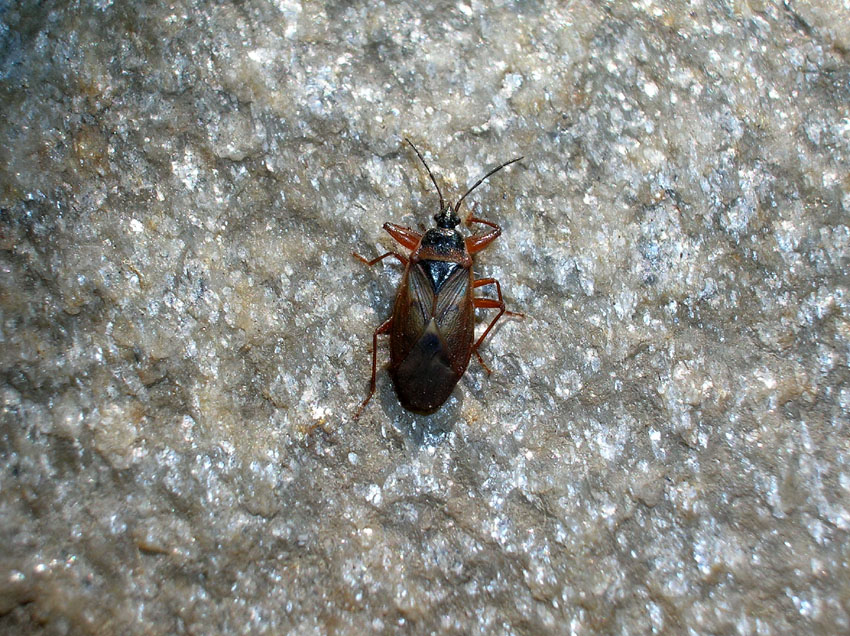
[382,223,422,250]
[353,251,408,267]
[353,222,420,267]
[464,204,503,254]
[354,317,393,420]
[471,277,524,373]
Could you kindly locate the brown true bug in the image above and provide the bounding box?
[353,139,523,418]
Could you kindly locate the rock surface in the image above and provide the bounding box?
[1,0,849,633]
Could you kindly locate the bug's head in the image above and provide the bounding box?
[434,206,461,229]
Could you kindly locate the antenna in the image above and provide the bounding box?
[405,138,444,210]
[454,156,523,214]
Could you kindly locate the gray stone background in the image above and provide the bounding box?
[1,0,849,633]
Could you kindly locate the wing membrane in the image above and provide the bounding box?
[407,264,435,323]
[392,265,434,363]
[434,267,474,368]
[434,267,470,323]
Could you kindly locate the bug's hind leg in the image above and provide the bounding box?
[354,317,393,420]
[472,277,524,374]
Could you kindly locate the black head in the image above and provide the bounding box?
[434,206,460,229]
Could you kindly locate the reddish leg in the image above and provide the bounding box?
[354,317,393,420]
[352,226,416,419]
[465,208,502,254]
[354,223,421,267]
[471,278,524,373]
[353,251,408,267]
[383,223,422,250]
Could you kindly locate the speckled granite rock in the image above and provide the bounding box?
[1,0,848,633]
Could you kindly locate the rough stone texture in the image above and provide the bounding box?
[1,0,849,634]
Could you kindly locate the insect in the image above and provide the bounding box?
[353,139,523,418]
